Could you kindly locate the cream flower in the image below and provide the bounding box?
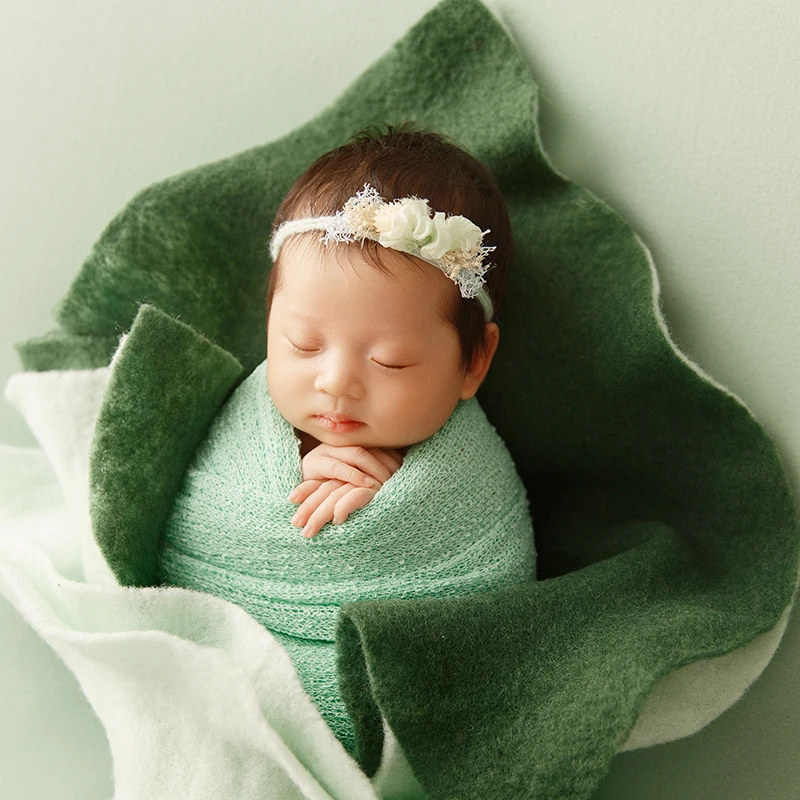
[373,197,435,253]
[272,183,494,316]
[419,212,483,260]
[373,196,485,262]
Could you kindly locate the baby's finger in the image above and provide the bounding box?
[302,482,353,538]
[332,486,375,525]
[316,449,392,487]
[291,480,344,528]
[367,448,404,475]
[309,444,397,484]
[288,479,324,504]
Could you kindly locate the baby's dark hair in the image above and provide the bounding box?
[265,122,513,372]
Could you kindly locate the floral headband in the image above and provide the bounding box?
[268,183,495,321]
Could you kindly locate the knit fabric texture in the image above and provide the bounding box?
[156,359,536,751]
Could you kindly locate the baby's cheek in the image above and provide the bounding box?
[374,402,429,448]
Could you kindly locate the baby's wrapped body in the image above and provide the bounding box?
[157,359,536,752]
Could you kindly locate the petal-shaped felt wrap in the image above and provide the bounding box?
[11,0,800,798]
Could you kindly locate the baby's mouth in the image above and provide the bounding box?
[314,414,364,433]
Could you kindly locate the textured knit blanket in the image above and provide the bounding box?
[2,1,799,799]
[157,359,536,752]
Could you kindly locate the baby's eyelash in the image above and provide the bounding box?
[372,359,407,370]
[287,341,406,369]
[289,343,318,355]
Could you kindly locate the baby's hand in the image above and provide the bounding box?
[288,446,404,538]
[297,443,402,489]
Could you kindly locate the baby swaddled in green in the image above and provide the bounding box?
[157,359,536,751]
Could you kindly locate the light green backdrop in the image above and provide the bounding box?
[1,1,798,797]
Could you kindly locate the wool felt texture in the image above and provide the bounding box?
[1,366,793,800]
[156,357,536,755]
[0,528,395,800]
[89,305,245,586]
[1,367,426,800]
[8,0,800,797]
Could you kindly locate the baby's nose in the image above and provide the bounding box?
[314,361,364,399]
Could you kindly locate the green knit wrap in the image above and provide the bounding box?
[157,359,537,751]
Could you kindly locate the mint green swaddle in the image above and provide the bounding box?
[157,358,537,751]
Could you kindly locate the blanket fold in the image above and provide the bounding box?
[89,305,245,586]
[7,0,800,798]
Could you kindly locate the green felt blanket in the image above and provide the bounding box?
[157,357,535,755]
[15,1,800,798]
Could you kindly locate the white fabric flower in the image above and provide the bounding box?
[419,212,483,260]
[270,183,495,318]
[373,197,435,253]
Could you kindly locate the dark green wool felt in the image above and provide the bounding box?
[17,329,120,371]
[89,305,244,586]
[17,0,800,798]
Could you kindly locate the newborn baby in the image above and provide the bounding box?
[158,124,535,753]
[273,204,500,539]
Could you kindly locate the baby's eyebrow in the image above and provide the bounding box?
[287,312,318,322]
[287,313,409,339]
[284,312,421,348]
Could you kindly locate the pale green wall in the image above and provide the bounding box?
[1,1,798,797]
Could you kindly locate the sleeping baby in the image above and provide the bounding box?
[157,124,536,754]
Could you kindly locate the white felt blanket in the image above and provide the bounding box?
[0,367,423,799]
[0,358,791,799]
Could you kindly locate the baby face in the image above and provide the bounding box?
[267,236,477,452]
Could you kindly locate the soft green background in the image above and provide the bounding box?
[1,1,798,797]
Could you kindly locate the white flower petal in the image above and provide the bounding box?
[375,198,434,253]
[419,213,454,259]
[444,215,483,252]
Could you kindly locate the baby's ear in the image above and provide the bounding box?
[460,322,500,400]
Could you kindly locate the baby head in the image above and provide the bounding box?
[265,123,513,452]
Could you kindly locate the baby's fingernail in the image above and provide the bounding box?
[365,477,378,488]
